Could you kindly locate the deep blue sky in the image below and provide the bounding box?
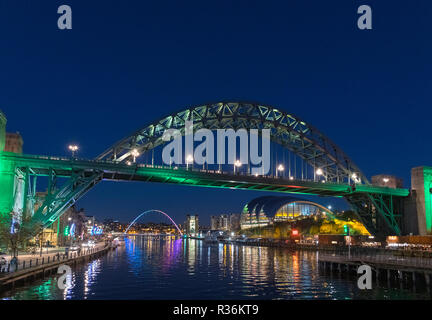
[0,1,431,225]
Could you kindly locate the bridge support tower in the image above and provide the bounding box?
[408,167,432,235]
[0,112,25,221]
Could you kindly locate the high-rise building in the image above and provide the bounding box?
[219,214,229,230]
[210,215,219,230]
[185,215,199,236]
[229,213,241,231]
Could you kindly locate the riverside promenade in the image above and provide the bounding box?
[0,242,113,291]
[318,252,432,290]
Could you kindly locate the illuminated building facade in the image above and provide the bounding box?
[185,215,199,236]
[210,214,241,231]
[210,216,218,230]
[241,196,333,230]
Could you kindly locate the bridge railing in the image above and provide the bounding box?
[319,252,432,269]
[0,247,102,275]
[8,152,354,185]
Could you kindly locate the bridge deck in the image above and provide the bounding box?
[1,153,409,198]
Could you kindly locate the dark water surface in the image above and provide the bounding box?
[1,237,430,300]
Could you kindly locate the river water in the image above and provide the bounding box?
[1,236,430,300]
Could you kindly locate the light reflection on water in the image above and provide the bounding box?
[1,237,430,300]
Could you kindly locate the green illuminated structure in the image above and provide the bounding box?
[411,167,432,235]
[0,110,6,152]
[0,152,409,236]
[0,111,25,222]
[0,102,422,237]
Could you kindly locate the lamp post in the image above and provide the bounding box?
[347,226,351,259]
[68,217,73,248]
[234,160,242,174]
[68,145,78,158]
[131,149,140,163]
[186,155,193,170]
[315,168,323,182]
[276,164,284,178]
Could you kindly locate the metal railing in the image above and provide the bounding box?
[6,153,356,185]
[319,252,432,269]
[0,247,101,275]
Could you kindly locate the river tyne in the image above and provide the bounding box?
[1,237,430,300]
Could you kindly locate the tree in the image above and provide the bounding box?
[0,213,43,258]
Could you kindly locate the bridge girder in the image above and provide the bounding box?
[3,153,409,235]
[0,102,407,236]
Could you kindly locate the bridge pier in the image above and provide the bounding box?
[408,167,432,235]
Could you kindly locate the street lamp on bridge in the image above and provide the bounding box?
[315,168,324,182]
[131,149,140,163]
[234,160,242,174]
[68,145,78,158]
[186,154,193,170]
[276,164,284,178]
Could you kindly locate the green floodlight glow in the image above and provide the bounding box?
[343,224,349,235]
[64,225,69,236]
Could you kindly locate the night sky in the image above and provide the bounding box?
[0,1,431,225]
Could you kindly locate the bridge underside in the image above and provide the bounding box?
[0,153,409,237]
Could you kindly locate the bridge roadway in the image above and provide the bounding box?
[2,153,409,198]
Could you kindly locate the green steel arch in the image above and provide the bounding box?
[97,102,367,184]
[28,101,404,236]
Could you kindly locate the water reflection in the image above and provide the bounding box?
[1,238,431,300]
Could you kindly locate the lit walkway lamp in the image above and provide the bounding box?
[131,149,140,163]
[276,164,284,178]
[234,160,242,174]
[315,168,323,182]
[68,145,78,158]
[186,155,193,170]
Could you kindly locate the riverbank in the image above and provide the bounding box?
[0,242,116,292]
[212,238,432,260]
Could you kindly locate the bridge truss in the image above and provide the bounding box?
[0,102,410,237]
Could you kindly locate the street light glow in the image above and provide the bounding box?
[234,160,242,167]
[383,178,389,183]
[277,164,284,171]
[186,155,193,170]
[316,168,323,176]
[131,149,140,157]
[68,144,78,157]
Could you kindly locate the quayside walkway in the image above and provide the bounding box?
[318,252,432,290]
[0,242,113,291]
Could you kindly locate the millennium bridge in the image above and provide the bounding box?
[0,102,429,237]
